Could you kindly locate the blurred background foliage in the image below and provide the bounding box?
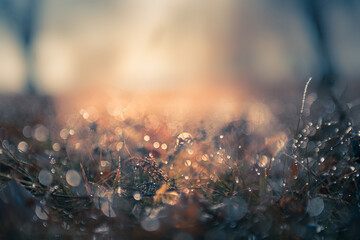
[0,0,359,94]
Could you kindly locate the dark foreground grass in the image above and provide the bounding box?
[0,86,360,240]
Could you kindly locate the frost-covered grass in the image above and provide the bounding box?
[0,84,360,239]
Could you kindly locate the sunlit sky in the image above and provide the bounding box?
[0,0,359,94]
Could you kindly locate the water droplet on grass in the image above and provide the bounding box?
[35,205,49,220]
[23,126,32,138]
[33,125,49,142]
[144,135,150,141]
[201,154,209,161]
[176,132,193,148]
[39,169,53,186]
[66,169,81,187]
[52,143,61,151]
[153,142,160,149]
[17,141,28,152]
[94,224,109,234]
[133,192,142,201]
[101,201,116,217]
[302,128,310,136]
[141,217,160,231]
[307,197,324,217]
[60,129,69,140]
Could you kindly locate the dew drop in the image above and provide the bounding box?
[38,169,53,186]
[94,224,110,234]
[307,197,324,217]
[33,125,49,142]
[52,143,61,151]
[258,155,268,168]
[201,154,209,161]
[65,169,81,187]
[302,128,310,136]
[60,129,69,140]
[300,141,307,149]
[35,205,49,220]
[133,192,142,201]
[185,160,192,167]
[101,201,116,217]
[153,142,160,149]
[17,141,28,152]
[176,132,193,148]
[23,126,32,138]
[144,135,150,141]
[141,217,160,231]
[83,112,89,119]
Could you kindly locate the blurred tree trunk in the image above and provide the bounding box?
[303,0,355,122]
[303,0,337,91]
[0,0,41,94]
[21,1,40,95]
